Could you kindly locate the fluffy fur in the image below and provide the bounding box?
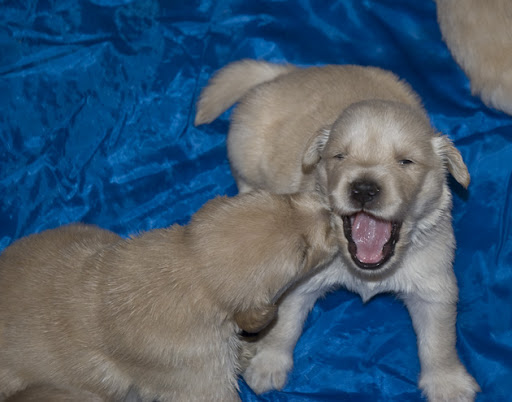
[195,60,479,401]
[0,191,338,402]
[6,385,106,402]
[436,0,512,115]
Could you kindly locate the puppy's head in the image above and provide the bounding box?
[283,192,340,277]
[303,100,469,278]
[189,191,339,311]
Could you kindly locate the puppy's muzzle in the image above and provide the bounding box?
[342,179,401,271]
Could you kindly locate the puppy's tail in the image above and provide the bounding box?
[194,59,296,125]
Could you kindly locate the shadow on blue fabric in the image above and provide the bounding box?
[1,1,510,401]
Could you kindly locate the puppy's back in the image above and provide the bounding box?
[0,224,120,303]
[0,223,120,301]
[225,64,425,193]
[0,224,122,398]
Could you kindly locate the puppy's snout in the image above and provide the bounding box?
[350,180,380,205]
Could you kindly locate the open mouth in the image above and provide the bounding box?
[342,212,401,270]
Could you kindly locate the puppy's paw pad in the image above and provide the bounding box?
[243,350,293,394]
[420,366,480,402]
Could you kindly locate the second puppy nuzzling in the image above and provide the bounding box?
[0,190,338,402]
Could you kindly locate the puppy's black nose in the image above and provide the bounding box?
[351,180,380,205]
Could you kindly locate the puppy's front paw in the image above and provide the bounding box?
[243,349,293,394]
[420,365,480,402]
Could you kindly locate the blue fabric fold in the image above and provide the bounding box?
[1,1,510,400]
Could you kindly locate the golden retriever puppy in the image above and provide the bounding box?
[0,191,338,402]
[436,0,512,115]
[195,60,479,401]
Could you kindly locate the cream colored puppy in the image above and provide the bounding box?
[436,0,512,115]
[0,191,338,402]
[196,60,479,401]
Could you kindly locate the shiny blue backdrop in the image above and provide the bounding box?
[1,1,511,401]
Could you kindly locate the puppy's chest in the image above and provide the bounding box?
[341,272,404,303]
[349,280,386,303]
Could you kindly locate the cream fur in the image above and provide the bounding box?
[0,191,338,402]
[196,60,479,401]
[5,385,105,402]
[436,0,512,115]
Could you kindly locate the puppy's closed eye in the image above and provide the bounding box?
[398,159,414,165]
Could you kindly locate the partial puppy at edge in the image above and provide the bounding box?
[436,0,512,115]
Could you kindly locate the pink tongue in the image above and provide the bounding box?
[352,212,392,264]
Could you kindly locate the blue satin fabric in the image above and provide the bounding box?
[1,1,510,401]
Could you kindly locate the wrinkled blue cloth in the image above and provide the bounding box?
[1,1,510,401]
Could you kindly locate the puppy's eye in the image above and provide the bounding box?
[333,153,345,160]
[399,159,414,166]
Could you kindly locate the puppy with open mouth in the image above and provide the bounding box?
[196,60,479,401]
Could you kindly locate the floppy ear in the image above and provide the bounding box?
[234,304,278,334]
[432,135,470,189]
[302,127,331,173]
